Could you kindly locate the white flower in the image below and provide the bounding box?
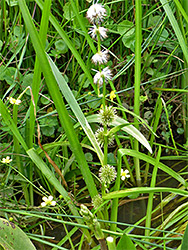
[86,3,107,23]
[89,25,108,40]
[7,97,21,105]
[41,195,56,207]
[1,156,12,164]
[121,169,130,181]
[93,67,112,86]
[92,50,109,65]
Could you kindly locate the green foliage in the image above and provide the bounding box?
[117,234,136,250]
[0,0,188,249]
[117,20,135,51]
[0,218,36,250]
[181,223,188,250]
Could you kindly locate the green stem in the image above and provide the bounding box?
[181,0,188,141]
[134,0,142,187]
[110,152,121,232]
[115,135,135,185]
[145,146,161,241]
[13,105,30,205]
[106,236,116,250]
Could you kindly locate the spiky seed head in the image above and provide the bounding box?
[99,165,117,184]
[95,127,114,147]
[99,106,116,125]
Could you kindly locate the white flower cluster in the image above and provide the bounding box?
[87,3,107,24]
[86,2,112,89]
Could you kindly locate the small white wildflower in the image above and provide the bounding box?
[41,195,56,207]
[92,50,109,65]
[86,3,107,23]
[89,25,108,40]
[99,165,117,184]
[121,169,130,181]
[7,97,21,105]
[93,67,112,86]
[1,156,12,164]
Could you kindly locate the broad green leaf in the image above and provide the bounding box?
[117,20,135,36]
[63,2,74,20]
[55,39,68,54]
[117,234,136,250]
[181,222,188,250]
[0,218,36,250]
[117,20,135,50]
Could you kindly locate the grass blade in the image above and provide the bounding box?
[48,56,104,164]
[103,187,188,200]
[160,0,188,64]
[86,114,152,153]
[118,149,187,187]
[35,0,95,91]
[18,0,98,198]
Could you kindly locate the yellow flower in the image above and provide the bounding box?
[7,97,21,105]
[1,156,12,164]
[41,195,56,207]
[110,90,116,101]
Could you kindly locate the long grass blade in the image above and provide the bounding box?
[86,114,152,153]
[103,187,188,200]
[18,0,98,198]
[118,149,187,187]
[34,0,95,91]
[48,56,104,164]
[160,0,188,64]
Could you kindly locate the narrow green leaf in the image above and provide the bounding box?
[18,0,98,198]
[117,149,187,187]
[160,0,188,64]
[86,114,152,153]
[48,55,104,164]
[29,0,52,147]
[174,0,188,24]
[69,0,96,53]
[0,99,28,151]
[35,0,95,90]
[27,148,81,219]
[103,187,188,200]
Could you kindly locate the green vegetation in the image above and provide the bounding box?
[0,0,188,249]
